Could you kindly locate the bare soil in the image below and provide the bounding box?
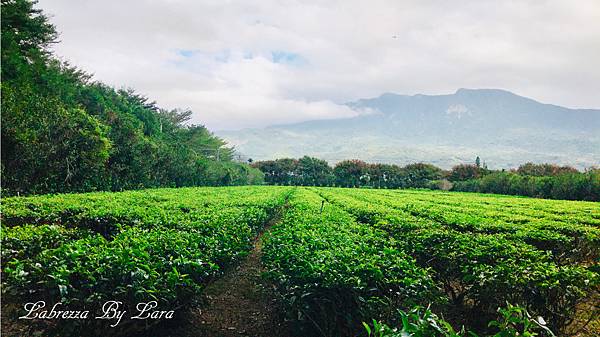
[147,215,292,337]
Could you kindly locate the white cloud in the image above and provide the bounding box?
[39,0,600,130]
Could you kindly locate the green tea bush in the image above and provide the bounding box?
[313,187,599,334]
[364,304,556,337]
[262,189,442,336]
[1,186,292,335]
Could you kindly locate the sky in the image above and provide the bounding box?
[38,0,600,130]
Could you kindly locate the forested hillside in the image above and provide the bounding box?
[1,0,263,196]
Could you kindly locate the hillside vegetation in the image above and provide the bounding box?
[1,0,263,196]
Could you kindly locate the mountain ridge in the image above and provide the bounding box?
[217,89,600,169]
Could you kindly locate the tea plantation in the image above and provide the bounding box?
[1,186,598,336]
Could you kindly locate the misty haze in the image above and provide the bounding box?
[219,88,600,169]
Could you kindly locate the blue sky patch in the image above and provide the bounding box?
[271,51,306,66]
[177,49,198,58]
[176,49,230,63]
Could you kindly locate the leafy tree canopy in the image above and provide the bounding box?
[1,0,262,195]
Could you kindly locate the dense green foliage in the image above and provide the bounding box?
[451,170,600,201]
[262,187,599,336]
[2,186,598,336]
[262,189,441,336]
[1,186,292,334]
[364,304,556,337]
[253,157,442,188]
[253,158,599,201]
[516,163,579,177]
[253,157,334,186]
[1,0,263,195]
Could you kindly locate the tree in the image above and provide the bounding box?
[252,160,279,185]
[448,164,482,182]
[516,163,578,176]
[2,84,111,194]
[451,170,599,201]
[1,1,113,194]
[297,156,333,186]
[367,163,405,188]
[252,158,299,185]
[333,160,368,187]
[1,0,57,81]
[274,158,299,185]
[1,0,263,194]
[403,163,443,188]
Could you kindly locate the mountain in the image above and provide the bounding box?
[217,89,600,169]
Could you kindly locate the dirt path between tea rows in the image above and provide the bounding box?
[150,212,291,337]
